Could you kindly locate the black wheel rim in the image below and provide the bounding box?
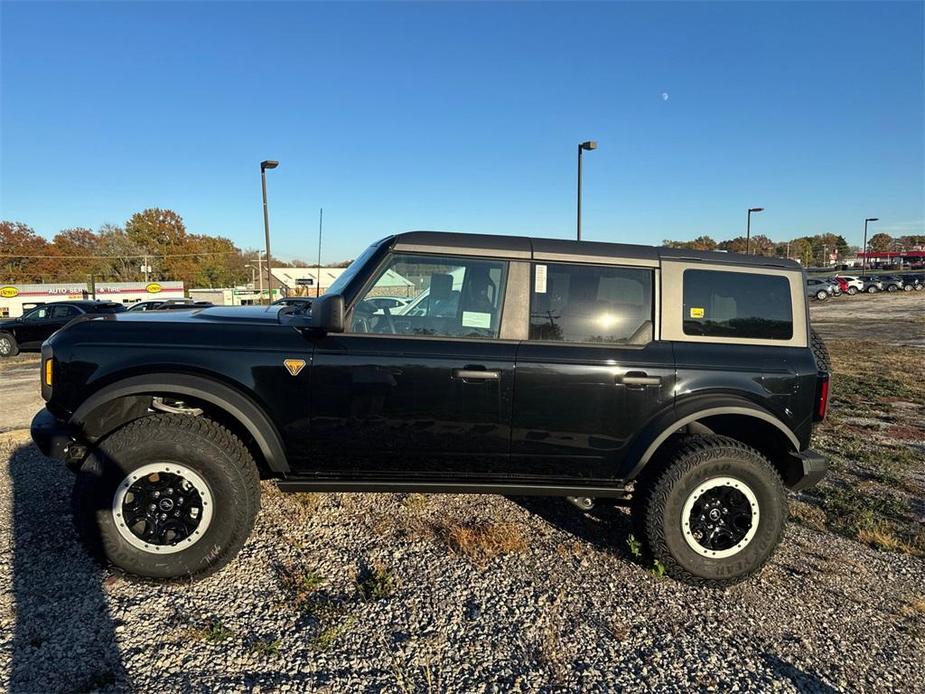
[687,486,753,552]
[121,471,206,546]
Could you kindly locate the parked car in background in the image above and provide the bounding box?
[879,275,904,292]
[857,276,884,294]
[127,299,195,312]
[836,275,864,295]
[826,279,843,296]
[806,278,834,300]
[272,297,314,312]
[0,300,126,356]
[900,274,923,291]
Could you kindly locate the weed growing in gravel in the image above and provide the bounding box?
[626,534,643,558]
[400,492,429,511]
[248,638,282,656]
[191,620,234,643]
[312,615,356,651]
[276,562,326,609]
[357,562,397,600]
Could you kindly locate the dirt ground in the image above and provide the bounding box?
[809,289,925,345]
[0,355,41,433]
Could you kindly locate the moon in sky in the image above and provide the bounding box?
[661,92,670,101]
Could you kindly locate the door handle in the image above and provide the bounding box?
[453,369,500,381]
[619,372,661,387]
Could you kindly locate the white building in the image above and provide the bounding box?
[188,287,263,306]
[0,281,185,318]
[270,266,415,298]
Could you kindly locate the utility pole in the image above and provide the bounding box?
[316,208,323,298]
[256,251,264,297]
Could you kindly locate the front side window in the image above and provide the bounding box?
[683,269,792,340]
[351,254,506,339]
[529,263,654,344]
[24,307,49,321]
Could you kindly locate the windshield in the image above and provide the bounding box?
[324,242,382,296]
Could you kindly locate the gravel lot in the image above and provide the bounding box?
[1,293,923,692]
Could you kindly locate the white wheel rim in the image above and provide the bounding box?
[0,339,9,355]
[112,462,214,554]
[681,476,760,559]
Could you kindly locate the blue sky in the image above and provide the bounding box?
[1,1,923,263]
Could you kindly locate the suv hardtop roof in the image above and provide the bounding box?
[388,231,800,269]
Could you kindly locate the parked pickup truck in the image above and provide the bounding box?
[32,232,830,587]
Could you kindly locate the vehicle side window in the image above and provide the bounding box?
[351,254,506,339]
[529,263,654,344]
[683,269,792,340]
[24,307,49,321]
[51,305,80,319]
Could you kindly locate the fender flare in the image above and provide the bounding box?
[70,372,290,474]
[624,395,799,481]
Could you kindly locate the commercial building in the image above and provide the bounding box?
[188,287,263,306]
[0,281,184,317]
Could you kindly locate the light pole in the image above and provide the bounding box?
[576,140,597,241]
[746,207,764,254]
[862,217,878,271]
[260,160,279,303]
[316,208,323,298]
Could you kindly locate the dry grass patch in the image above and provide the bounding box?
[437,519,528,564]
[789,499,827,531]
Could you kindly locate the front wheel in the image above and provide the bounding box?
[847,286,858,295]
[887,284,899,292]
[639,435,786,587]
[867,286,878,294]
[903,284,912,292]
[0,332,19,357]
[73,414,260,580]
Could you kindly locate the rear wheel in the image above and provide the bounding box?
[903,284,913,292]
[887,284,898,292]
[639,435,786,588]
[815,290,828,301]
[867,285,878,293]
[847,287,858,295]
[0,332,18,357]
[73,414,260,580]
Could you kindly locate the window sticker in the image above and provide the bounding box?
[462,311,492,329]
[535,264,548,293]
[690,307,705,319]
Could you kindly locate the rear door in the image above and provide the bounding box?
[511,262,675,482]
[307,252,516,478]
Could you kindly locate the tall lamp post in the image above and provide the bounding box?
[576,140,597,241]
[746,207,764,254]
[862,217,878,271]
[260,160,279,304]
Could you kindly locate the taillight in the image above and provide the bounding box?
[814,373,830,422]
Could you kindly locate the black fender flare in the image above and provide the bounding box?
[623,394,799,481]
[70,372,290,474]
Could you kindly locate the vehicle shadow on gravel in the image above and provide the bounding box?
[8,443,129,692]
[509,496,641,562]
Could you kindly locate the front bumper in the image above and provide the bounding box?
[786,449,827,491]
[31,408,85,469]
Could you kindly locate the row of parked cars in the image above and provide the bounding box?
[805,273,924,300]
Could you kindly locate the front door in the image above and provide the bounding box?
[307,253,515,479]
[511,262,675,482]
[17,306,60,348]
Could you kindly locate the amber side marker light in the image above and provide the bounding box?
[44,359,53,386]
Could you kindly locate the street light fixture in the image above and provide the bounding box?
[862,217,879,271]
[576,140,597,241]
[746,207,764,255]
[260,160,279,304]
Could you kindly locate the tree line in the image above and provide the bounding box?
[0,209,336,287]
[662,232,925,265]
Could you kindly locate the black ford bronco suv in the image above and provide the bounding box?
[32,232,830,587]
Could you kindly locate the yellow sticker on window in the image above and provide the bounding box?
[690,307,705,319]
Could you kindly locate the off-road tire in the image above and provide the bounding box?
[73,413,260,580]
[0,332,19,357]
[639,435,787,588]
[810,328,831,373]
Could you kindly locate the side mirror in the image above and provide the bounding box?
[309,294,345,333]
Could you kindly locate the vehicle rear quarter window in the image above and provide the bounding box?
[683,269,792,340]
[529,263,654,344]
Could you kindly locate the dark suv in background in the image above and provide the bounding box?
[32,232,830,587]
[0,300,125,357]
